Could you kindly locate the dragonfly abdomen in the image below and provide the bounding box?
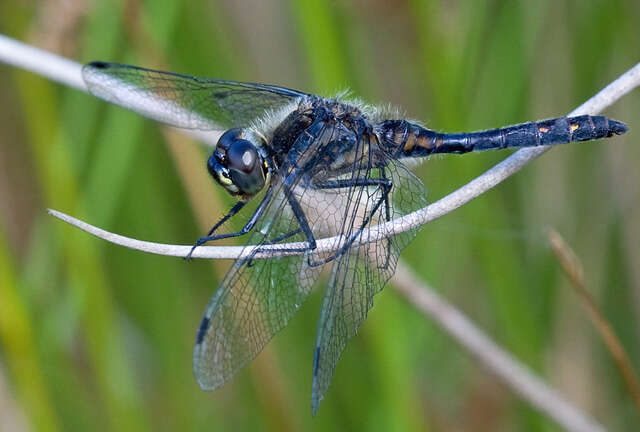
[380,115,627,158]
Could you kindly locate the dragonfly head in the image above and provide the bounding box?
[208,128,270,198]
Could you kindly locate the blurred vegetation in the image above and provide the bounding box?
[0,0,639,431]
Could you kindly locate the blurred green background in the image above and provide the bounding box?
[1,0,639,430]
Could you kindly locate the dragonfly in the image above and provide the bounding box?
[82,61,628,414]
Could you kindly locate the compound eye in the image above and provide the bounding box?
[211,128,267,197]
[228,140,258,174]
[217,128,242,151]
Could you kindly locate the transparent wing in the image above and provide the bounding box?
[82,61,307,130]
[310,135,428,414]
[192,120,334,389]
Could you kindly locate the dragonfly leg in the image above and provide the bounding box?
[186,188,274,260]
[246,228,303,267]
[283,176,318,251]
[307,176,393,267]
[205,200,246,236]
[379,166,393,270]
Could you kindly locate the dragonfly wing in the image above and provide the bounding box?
[82,62,307,130]
[192,120,334,389]
[310,138,428,414]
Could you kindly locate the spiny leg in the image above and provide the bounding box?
[247,177,393,269]
[309,185,390,267]
[238,171,320,267]
[246,228,303,267]
[379,166,393,270]
[283,175,318,252]
[186,188,274,260]
[206,201,246,236]
[307,176,393,267]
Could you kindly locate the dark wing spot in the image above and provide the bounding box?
[88,61,109,69]
[313,347,321,376]
[213,91,230,99]
[196,317,210,345]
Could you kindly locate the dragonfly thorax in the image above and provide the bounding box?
[208,128,270,199]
